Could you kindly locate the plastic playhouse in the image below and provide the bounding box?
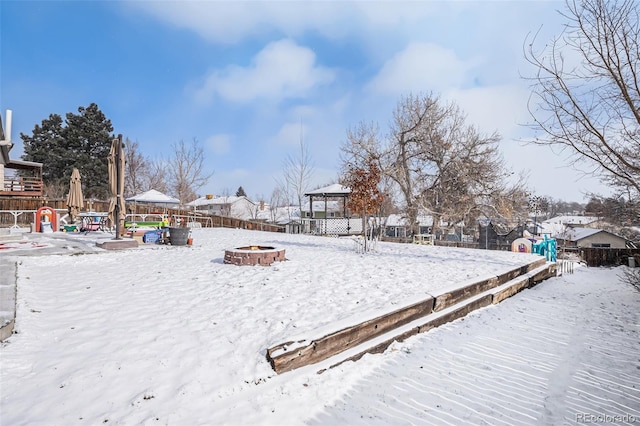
[512,235,557,262]
[35,206,57,233]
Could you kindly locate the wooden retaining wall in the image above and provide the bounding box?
[0,259,17,342]
[267,258,554,374]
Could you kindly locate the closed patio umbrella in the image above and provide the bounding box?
[66,168,84,222]
[108,135,126,239]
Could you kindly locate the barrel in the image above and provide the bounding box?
[168,227,190,246]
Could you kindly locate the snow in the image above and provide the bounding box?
[1,228,638,425]
[309,267,640,425]
[186,195,249,207]
[385,213,434,227]
[561,227,603,241]
[125,189,180,204]
[304,184,351,195]
[543,215,599,225]
[541,216,600,238]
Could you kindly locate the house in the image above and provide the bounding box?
[187,195,258,220]
[555,227,629,249]
[542,215,599,236]
[0,110,43,197]
[384,214,434,238]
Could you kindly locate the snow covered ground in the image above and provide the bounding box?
[1,228,638,425]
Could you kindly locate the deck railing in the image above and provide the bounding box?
[301,218,364,236]
[1,177,43,197]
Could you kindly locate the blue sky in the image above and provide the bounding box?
[1,1,610,203]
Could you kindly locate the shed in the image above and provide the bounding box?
[555,227,628,249]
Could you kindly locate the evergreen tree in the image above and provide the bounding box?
[21,103,114,199]
[236,186,247,197]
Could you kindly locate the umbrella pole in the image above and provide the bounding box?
[115,134,122,240]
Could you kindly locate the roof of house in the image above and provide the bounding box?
[543,215,599,225]
[557,227,627,242]
[187,195,254,207]
[1,112,42,168]
[305,184,351,197]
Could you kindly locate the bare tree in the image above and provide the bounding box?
[269,187,287,223]
[144,158,170,195]
[281,133,314,217]
[524,0,640,198]
[485,173,531,222]
[43,181,67,199]
[341,93,514,237]
[244,194,263,220]
[123,138,148,198]
[219,188,231,217]
[167,138,213,204]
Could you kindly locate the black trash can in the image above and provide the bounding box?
[169,227,190,246]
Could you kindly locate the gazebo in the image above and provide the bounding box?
[304,184,357,235]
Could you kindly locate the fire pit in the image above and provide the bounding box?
[224,246,286,266]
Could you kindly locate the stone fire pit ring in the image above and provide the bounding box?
[224,245,286,266]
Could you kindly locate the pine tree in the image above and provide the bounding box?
[21,103,114,199]
[236,186,247,197]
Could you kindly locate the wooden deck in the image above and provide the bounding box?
[1,177,43,197]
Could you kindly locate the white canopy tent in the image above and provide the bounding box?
[126,189,180,207]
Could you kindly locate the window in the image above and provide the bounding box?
[591,243,611,248]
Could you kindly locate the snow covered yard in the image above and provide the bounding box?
[1,228,637,425]
[308,267,640,426]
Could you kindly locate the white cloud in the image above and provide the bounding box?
[205,134,232,155]
[127,1,603,202]
[367,42,472,95]
[310,167,341,188]
[271,122,308,147]
[129,2,436,45]
[446,85,531,139]
[193,39,335,104]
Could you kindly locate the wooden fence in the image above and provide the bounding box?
[0,197,285,234]
[0,197,69,211]
[564,247,640,267]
